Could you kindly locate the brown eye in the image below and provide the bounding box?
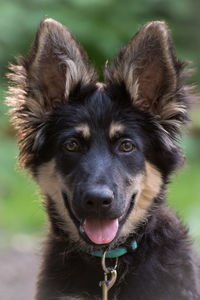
[65,140,80,152]
[119,141,134,152]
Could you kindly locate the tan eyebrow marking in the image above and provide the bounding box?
[109,121,125,139]
[75,123,90,139]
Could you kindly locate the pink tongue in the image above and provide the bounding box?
[83,218,119,244]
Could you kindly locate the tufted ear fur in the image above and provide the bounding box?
[6,18,97,166]
[27,18,96,106]
[105,21,194,139]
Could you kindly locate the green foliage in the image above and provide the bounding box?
[168,137,200,248]
[0,134,45,233]
[0,0,200,80]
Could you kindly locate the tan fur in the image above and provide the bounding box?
[36,159,80,242]
[35,158,161,252]
[109,121,125,139]
[36,160,101,252]
[128,78,139,101]
[119,161,162,238]
[158,100,187,131]
[75,123,90,139]
[36,159,162,244]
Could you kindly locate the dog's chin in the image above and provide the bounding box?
[63,192,136,248]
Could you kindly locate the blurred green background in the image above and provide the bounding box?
[0,0,200,250]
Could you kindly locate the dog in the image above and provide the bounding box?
[6,18,200,299]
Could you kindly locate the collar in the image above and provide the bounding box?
[89,240,137,258]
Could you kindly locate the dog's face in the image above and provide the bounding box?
[34,89,164,247]
[7,19,192,249]
[36,90,159,246]
[53,100,145,245]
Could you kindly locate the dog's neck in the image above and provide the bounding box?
[88,240,138,258]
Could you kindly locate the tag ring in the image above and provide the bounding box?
[101,251,118,274]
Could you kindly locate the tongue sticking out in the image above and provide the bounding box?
[83,218,119,244]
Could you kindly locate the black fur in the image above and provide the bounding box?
[37,206,200,300]
[6,19,200,299]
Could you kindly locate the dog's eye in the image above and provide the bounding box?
[65,140,80,152]
[119,140,134,152]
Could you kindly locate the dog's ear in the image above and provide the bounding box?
[6,19,96,166]
[105,21,193,136]
[26,18,96,106]
[7,18,97,118]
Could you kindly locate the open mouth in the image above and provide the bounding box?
[62,192,136,246]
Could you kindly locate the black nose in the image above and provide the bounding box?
[83,187,114,215]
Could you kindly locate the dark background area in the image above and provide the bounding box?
[0,1,200,298]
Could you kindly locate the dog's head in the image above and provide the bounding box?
[7,19,194,249]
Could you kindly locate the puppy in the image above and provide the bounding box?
[6,19,200,299]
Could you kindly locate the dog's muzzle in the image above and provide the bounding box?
[63,187,137,246]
